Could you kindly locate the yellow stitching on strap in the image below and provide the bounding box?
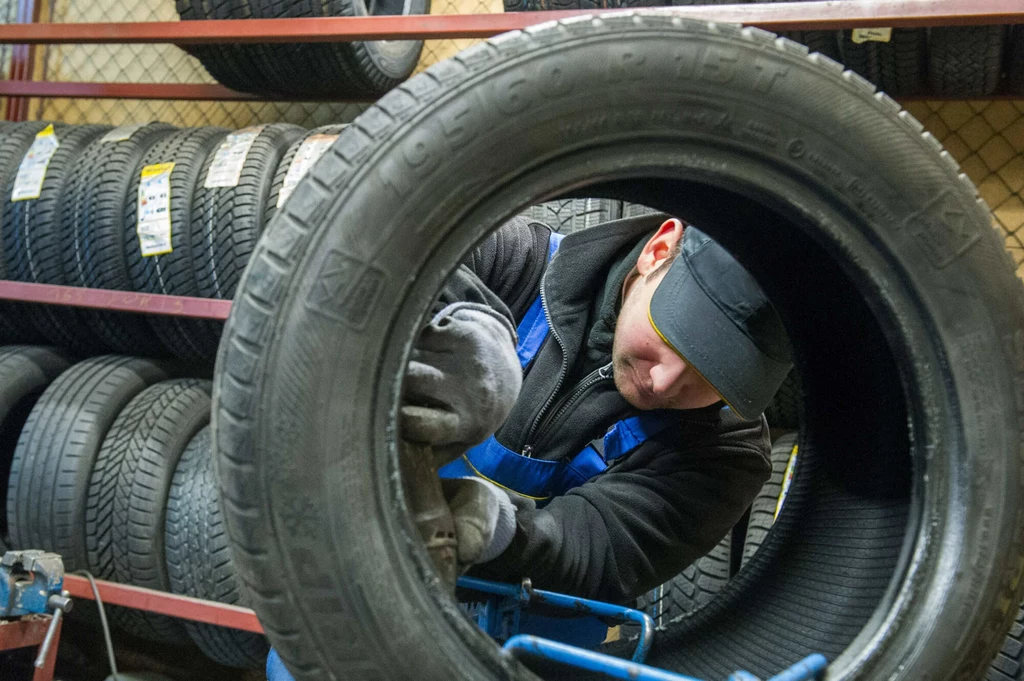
[460,454,550,501]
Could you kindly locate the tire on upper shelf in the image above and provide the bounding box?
[1,123,117,355]
[213,14,1024,681]
[0,123,60,345]
[62,122,179,357]
[7,355,169,571]
[124,126,229,361]
[928,25,1007,97]
[166,426,270,668]
[176,0,429,99]
[86,378,211,644]
[839,28,927,98]
[0,346,73,545]
[1006,26,1024,96]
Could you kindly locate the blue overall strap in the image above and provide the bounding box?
[546,410,679,495]
[443,436,567,500]
[514,231,564,368]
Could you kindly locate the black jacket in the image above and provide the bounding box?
[439,213,771,603]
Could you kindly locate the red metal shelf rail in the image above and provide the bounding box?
[63,575,263,633]
[0,616,61,681]
[0,281,231,319]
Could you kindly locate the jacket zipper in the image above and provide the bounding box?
[521,274,569,457]
[523,362,614,457]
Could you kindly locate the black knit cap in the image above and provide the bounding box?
[648,226,792,420]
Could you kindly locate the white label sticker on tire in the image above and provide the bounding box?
[277,133,340,208]
[137,163,175,257]
[11,124,60,202]
[851,28,892,44]
[204,126,265,189]
[101,123,146,143]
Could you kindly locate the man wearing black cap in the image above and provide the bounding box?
[401,212,791,603]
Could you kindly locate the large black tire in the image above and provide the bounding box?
[1,124,113,354]
[839,29,927,97]
[62,123,178,357]
[87,378,211,644]
[928,26,1007,97]
[166,426,269,667]
[741,432,797,567]
[177,0,428,99]
[214,14,1024,681]
[0,123,63,345]
[0,346,73,543]
[265,125,348,232]
[7,356,169,571]
[124,127,229,361]
[521,198,622,234]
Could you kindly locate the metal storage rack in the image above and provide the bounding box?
[0,1,1021,678]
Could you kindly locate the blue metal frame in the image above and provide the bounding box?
[503,636,827,681]
[458,577,828,681]
[457,575,654,663]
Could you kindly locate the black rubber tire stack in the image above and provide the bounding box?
[177,0,428,99]
[86,378,211,644]
[928,26,1007,97]
[166,426,269,667]
[124,127,229,361]
[0,346,72,545]
[1,124,114,354]
[839,29,928,97]
[0,123,63,345]
[62,123,178,356]
[7,356,169,571]
[264,125,347,230]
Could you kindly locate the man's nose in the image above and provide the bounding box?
[649,358,686,396]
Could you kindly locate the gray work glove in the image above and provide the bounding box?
[442,477,517,569]
[402,302,522,467]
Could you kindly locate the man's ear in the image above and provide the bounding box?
[636,219,684,276]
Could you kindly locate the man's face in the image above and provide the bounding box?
[611,220,723,412]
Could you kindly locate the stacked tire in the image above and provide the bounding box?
[177,0,429,98]
[0,352,266,668]
[0,121,349,361]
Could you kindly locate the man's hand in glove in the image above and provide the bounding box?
[402,302,522,466]
[442,477,517,569]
